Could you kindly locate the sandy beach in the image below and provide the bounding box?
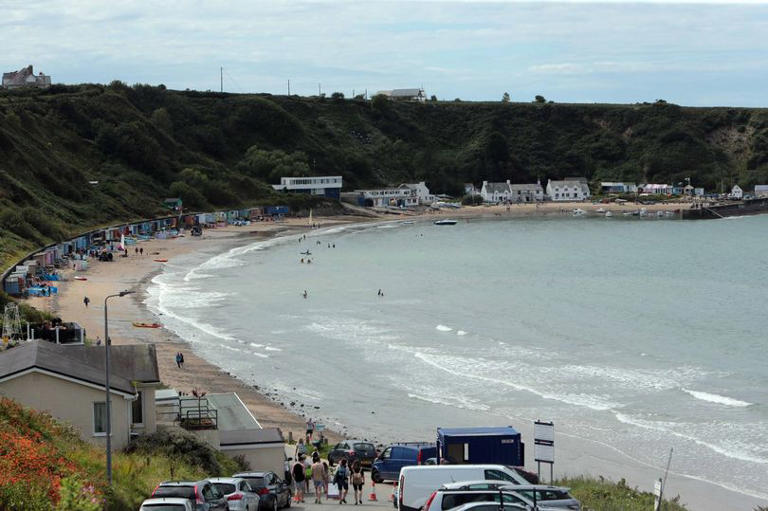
[23,201,767,511]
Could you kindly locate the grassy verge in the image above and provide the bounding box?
[557,476,688,511]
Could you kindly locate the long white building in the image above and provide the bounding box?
[272,176,342,198]
[546,178,590,201]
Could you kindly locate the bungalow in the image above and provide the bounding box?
[399,182,435,205]
[600,182,637,194]
[546,178,590,201]
[272,176,343,199]
[638,183,673,195]
[0,341,160,449]
[731,184,743,199]
[480,181,512,203]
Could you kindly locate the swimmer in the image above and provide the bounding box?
[303,290,308,299]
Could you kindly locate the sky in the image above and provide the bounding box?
[4,0,768,106]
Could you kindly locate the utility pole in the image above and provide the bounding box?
[220,66,223,93]
[288,79,291,96]
[318,83,322,96]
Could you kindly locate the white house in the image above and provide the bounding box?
[272,176,342,199]
[600,182,637,194]
[730,184,743,199]
[2,65,51,89]
[546,178,590,201]
[638,183,673,195]
[464,183,478,196]
[755,185,768,197]
[480,181,513,203]
[376,88,426,102]
[399,181,435,204]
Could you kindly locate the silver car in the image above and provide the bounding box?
[426,481,579,511]
[209,477,260,511]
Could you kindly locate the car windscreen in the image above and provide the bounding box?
[515,489,570,501]
[243,477,267,489]
[354,443,375,454]
[153,486,195,499]
[142,505,188,511]
[213,483,236,495]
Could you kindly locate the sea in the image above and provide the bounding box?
[146,215,768,504]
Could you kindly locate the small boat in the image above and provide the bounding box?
[133,322,162,328]
[300,250,312,255]
[434,219,458,225]
[596,207,606,213]
[572,208,586,216]
[153,258,168,263]
[73,276,87,281]
[605,211,613,217]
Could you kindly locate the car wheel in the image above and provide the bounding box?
[371,469,383,484]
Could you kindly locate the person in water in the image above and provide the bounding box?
[303,290,308,299]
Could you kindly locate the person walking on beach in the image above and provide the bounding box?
[175,352,182,368]
[335,458,350,504]
[292,456,306,503]
[140,247,144,256]
[83,296,90,308]
[311,453,325,504]
[295,438,307,460]
[351,460,365,505]
[306,417,315,442]
[179,352,184,368]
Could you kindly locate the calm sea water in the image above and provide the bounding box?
[146,216,768,502]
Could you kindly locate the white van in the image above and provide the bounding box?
[397,465,528,511]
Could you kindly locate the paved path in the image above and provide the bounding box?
[289,479,394,511]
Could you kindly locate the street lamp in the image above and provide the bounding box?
[104,290,134,485]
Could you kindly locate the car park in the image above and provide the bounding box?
[209,477,260,511]
[139,497,195,511]
[232,472,292,511]
[423,481,580,511]
[397,465,529,511]
[372,443,437,483]
[328,439,378,467]
[151,480,228,511]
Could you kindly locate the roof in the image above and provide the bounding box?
[548,179,589,190]
[509,184,542,191]
[220,428,284,447]
[207,392,261,431]
[0,341,159,395]
[437,426,520,437]
[483,182,511,194]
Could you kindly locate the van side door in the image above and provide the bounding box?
[379,447,394,480]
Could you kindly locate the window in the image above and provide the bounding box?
[381,447,392,460]
[132,392,143,424]
[93,402,111,434]
[484,469,516,483]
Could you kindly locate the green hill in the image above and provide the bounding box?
[2,82,768,266]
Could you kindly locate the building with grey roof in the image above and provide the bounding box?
[0,340,160,449]
[376,88,426,102]
[2,65,51,89]
[546,178,591,201]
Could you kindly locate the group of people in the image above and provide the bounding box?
[290,443,366,505]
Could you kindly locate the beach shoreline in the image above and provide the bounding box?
[21,202,767,511]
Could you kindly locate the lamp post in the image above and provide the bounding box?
[104,290,134,485]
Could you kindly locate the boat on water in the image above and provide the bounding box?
[300,250,312,255]
[572,208,586,216]
[133,322,162,328]
[434,219,458,225]
[605,211,613,217]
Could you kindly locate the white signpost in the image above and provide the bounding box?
[534,420,555,483]
[653,479,662,511]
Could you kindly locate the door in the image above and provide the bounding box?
[379,447,394,479]
[390,447,409,477]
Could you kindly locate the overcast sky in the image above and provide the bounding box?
[4,0,768,106]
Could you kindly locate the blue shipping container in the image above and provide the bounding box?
[437,426,525,466]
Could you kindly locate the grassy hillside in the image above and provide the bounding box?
[2,83,768,266]
[0,396,245,510]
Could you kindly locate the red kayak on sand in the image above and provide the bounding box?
[133,322,162,328]
[153,258,168,262]
[73,276,87,281]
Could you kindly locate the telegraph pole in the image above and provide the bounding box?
[288,79,291,95]
[220,67,223,93]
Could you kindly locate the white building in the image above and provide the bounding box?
[399,181,435,204]
[375,88,426,102]
[600,182,637,194]
[480,181,513,203]
[730,184,743,199]
[346,188,418,208]
[546,178,590,201]
[272,176,342,199]
[638,183,673,195]
[755,185,768,197]
[464,183,478,196]
[2,65,51,89]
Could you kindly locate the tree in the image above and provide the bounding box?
[535,95,546,104]
[331,92,345,101]
[371,94,389,113]
[430,95,438,102]
[502,92,510,103]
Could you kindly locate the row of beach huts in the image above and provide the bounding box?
[2,205,291,298]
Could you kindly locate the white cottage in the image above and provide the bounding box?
[731,184,743,199]
[399,182,435,205]
[480,181,512,203]
[546,178,590,201]
[509,182,544,203]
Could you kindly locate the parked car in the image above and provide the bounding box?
[209,477,260,511]
[423,481,580,511]
[232,472,292,511]
[371,443,437,483]
[328,439,378,467]
[151,480,228,511]
[140,497,195,511]
[396,465,529,511]
[442,502,526,511]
